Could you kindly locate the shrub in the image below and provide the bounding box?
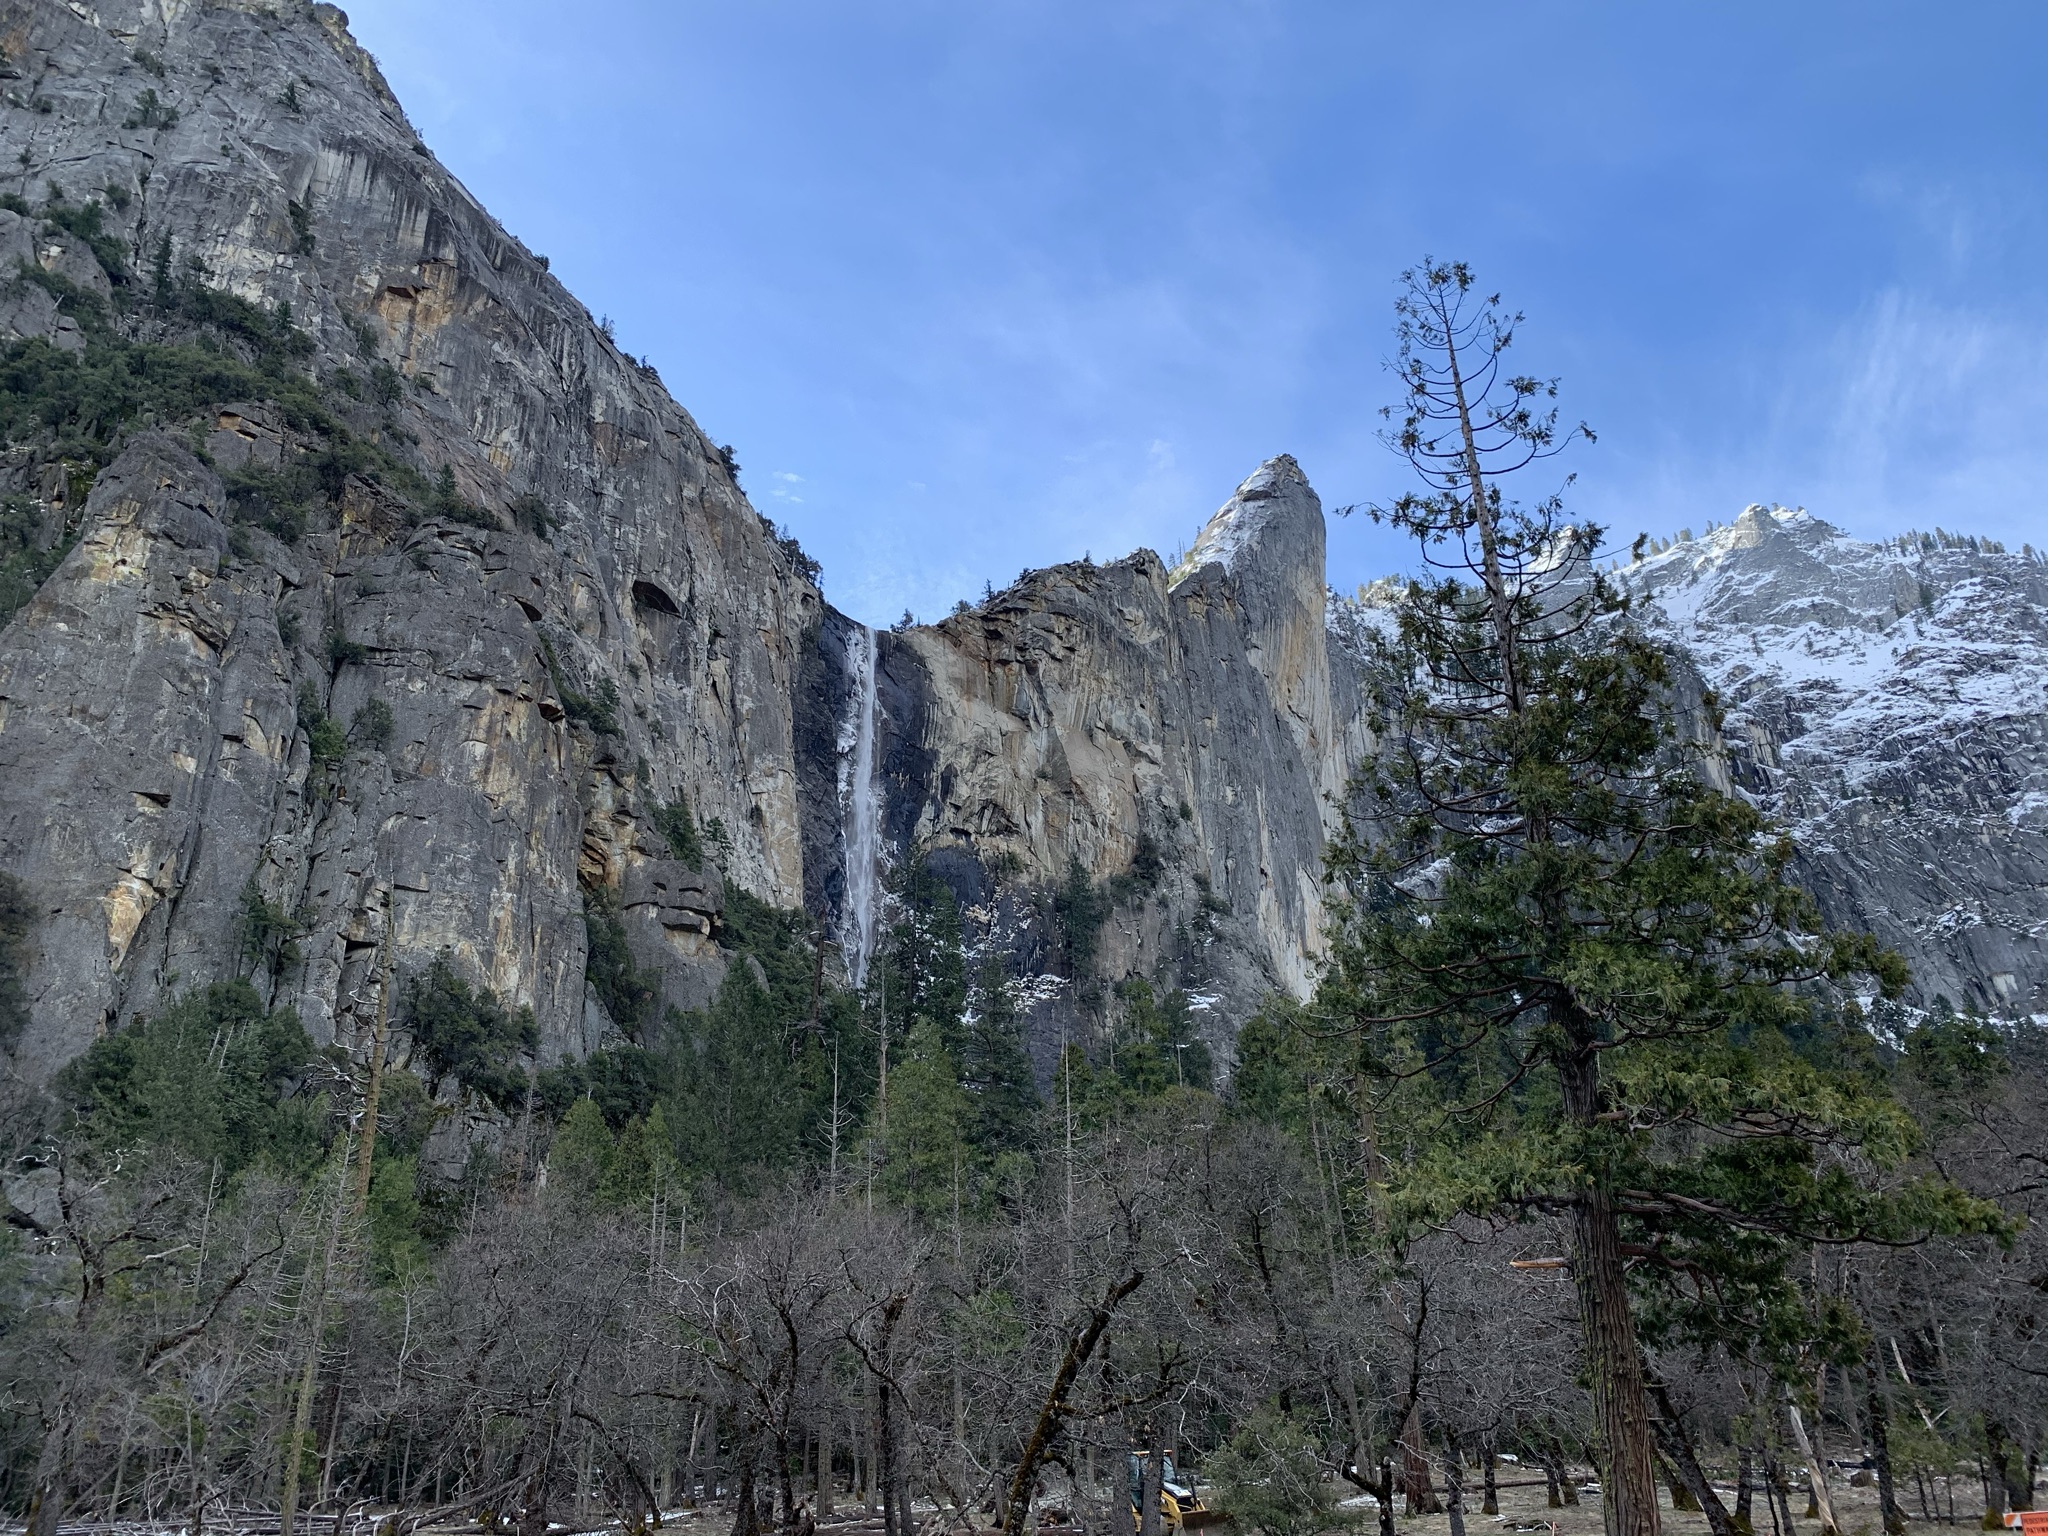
[39,193,128,278]
[401,956,537,1112]
[296,681,347,766]
[423,462,499,530]
[0,491,76,629]
[540,639,621,735]
[122,87,177,131]
[508,491,552,537]
[1209,1406,1348,1536]
[582,890,659,1040]
[536,1044,663,1128]
[1052,856,1108,977]
[237,877,302,976]
[654,795,704,868]
[53,980,322,1174]
[326,628,369,666]
[350,696,394,750]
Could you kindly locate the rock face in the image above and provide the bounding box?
[869,457,1361,1059]
[0,1,2039,1096]
[0,0,820,1079]
[1622,507,2048,1023]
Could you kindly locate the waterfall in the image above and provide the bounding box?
[838,625,883,987]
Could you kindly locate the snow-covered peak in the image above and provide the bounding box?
[1621,508,2048,1019]
[1169,454,1318,590]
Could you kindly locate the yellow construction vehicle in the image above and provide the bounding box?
[1127,1451,1226,1532]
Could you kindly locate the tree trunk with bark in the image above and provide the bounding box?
[1785,1401,1839,1536]
[1865,1358,1905,1536]
[1562,1043,1660,1536]
[1000,1269,1145,1536]
[1650,1383,1737,1536]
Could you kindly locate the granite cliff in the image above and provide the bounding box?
[0,0,2039,1108]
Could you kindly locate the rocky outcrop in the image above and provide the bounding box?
[875,459,1352,1057]
[0,0,818,1078]
[1622,506,2048,1023]
[0,0,2039,1101]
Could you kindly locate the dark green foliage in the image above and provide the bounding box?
[1222,1005,1311,1130]
[877,859,969,1035]
[132,48,166,77]
[1052,855,1107,978]
[0,260,335,470]
[40,195,128,277]
[556,885,872,1197]
[401,956,537,1112]
[536,1044,663,1128]
[1102,828,1166,907]
[582,889,660,1040]
[326,628,369,666]
[121,87,177,130]
[223,434,388,544]
[866,859,1041,1210]
[0,491,75,628]
[0,871,31,1048]
[0,255,456,565]
[350,696,394,750]
[1110,977,1210,1095]
[296,681,347,766]
[285,198,314,255]
[654,795,703,867]
[0,333,304,463]
[424,462,499,529]
[1322,260,2007,1444]
[364,1152,432,1283]
[508,491,552,537]
[658,889,871,1193]
[666,956,810,1187]
[369,360,403,406]
[540,639,622,734]
[1208,1405,1346,1536]
[54,980,322,1174]
[237,877,302,977]
[959,954,1038,1162]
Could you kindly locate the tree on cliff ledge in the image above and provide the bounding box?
[1322,260,2004,1536]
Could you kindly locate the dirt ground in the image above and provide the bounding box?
[1357,1471,1992,1536]
[382,1473,2000,1536]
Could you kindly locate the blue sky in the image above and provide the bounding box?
[341,1,2048,626]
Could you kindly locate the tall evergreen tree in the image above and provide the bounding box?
[960,954,1039,1168]
[1321,260,2004,1536]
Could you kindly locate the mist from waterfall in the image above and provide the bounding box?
[838,625,883,988]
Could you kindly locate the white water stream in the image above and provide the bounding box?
[838,626,884,987]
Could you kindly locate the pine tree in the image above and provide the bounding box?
[1322,260,2005,1536]
[960,954,1039,1168]
[551,1096,613,1201]
[878,1018,973,1219]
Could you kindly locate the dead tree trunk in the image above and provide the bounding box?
[1000,1268,1146,1536]
[1865,1356,1905,1536]
[1650,1382,1738,1536]
[1140,1426,1164,1536]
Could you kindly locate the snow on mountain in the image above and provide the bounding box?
[1623,504,2048,1022]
